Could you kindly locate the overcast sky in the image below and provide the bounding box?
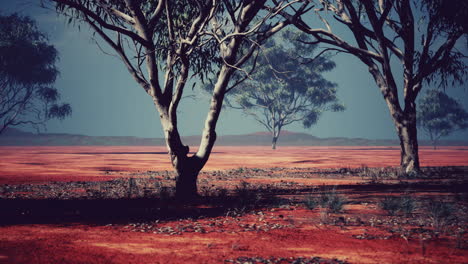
[2,1,468,140]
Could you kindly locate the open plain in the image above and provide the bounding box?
[0,146,467,263]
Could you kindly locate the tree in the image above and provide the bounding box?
[417,89,468,150]
[226,30,343,149]
[45,0,307,200]
[279,0,467,174]
[0,13,71,134]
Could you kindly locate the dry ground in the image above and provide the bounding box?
[0,146,467,263]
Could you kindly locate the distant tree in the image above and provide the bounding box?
[417,90,468,150]
[226,30,344,149]
[45,0,308,199]
[0,13,71,134]
[278,0,468,174]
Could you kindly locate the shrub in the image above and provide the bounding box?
[400,196,417,216]
[319,188,347,213]
[305,187,346,213]
[358,166,406,182]
[235,181,261,206]
[379,195,417,216]
[326,194,346,213]
[304,195,318,210]
[426,200,455,234]
[379,197,401,216]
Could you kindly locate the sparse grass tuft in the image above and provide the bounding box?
[426,200,456,235]
[379,195,417,216]
[235,181,262,207]
[304,187,347,214]
[357,166,406,182]
[320,188,347,213]
[304,196,318,210]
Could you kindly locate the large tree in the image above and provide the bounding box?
[45,0,306,199]
[224,30,343,149]
[279,0,467,174]
[417,89,468,150]
[0,13,71,134]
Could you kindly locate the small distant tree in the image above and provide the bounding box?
[0,13,71,134]
[224,31,344,149]
[417,90,468,149]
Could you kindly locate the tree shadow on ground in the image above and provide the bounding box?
[1,178,466,226]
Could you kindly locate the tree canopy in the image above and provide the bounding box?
[0,13,71,134]
[278,0,468,173]
[225,30,344,149]
[45,0,305,199]
[417,89,468,149]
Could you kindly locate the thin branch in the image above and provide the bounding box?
[52,0,149,45]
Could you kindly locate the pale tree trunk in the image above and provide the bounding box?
[157,65,233,201]
[389,102,421,174]
[159,113,199,200]
[367,65,421,175]
[395,117,420,174]
[271,125,281,150]
[271,136,278,150]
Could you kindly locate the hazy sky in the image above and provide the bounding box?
[2,1,468,140]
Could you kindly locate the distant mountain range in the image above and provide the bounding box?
[0,128,466,146]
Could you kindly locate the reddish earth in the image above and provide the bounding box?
[0,146,467,263]
[1,146,467,184]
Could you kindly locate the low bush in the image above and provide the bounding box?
[426,200,455,234]
[358,166,407,182]
[235,181,261,206]
[321,189,346,213]
[304,187,347,213]
[304,195,318,210]
[379,195,417,216]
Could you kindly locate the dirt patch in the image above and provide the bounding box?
[1,147,468,263]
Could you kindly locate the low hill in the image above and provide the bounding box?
[0,128,466,146]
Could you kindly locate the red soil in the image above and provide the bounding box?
[1,146,467,184]
[1,208,466,264]
[1,146,467,263]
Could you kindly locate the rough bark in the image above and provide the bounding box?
[396,119,420,174]
[285,0,464,176]
[389,101,421,175]
[158,65,233,201]
[160,114,199,201]
[50,0,290,202]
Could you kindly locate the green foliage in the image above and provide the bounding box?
[52,0,221,83]
[0,13,71,133]
[419,0,468,88]
[417,90,468,148]
[223,29,343,141]
[422,0,468,35]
